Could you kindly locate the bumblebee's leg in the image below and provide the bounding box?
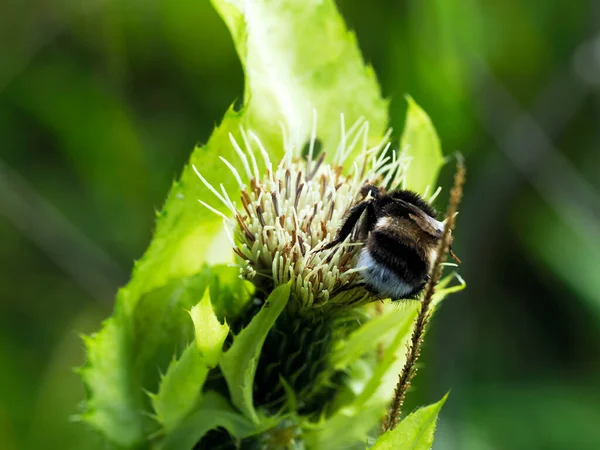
[321,201,370,250]
[363,201,379,232]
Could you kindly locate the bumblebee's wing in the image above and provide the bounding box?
[391,198,462,264]
[392,198,444,238]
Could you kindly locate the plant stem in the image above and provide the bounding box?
[382,157,466,432]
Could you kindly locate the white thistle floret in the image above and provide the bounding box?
[194,114,432,308]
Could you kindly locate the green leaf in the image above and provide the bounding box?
[355,302,420,409]
[432,272,467,309]
[330,305,419,371]
[79,317,146,447]
[211,0,388,162]
[158,391,262,450]
[150,278,238,433]
[131,270,212,393]
[79,114,248,444]
[400,96,445,195]
[305,302,421,450]
[371,394,448,450]
[150,344,210,433]
[81,269,219,446]
[189,289,229,368]
[220,283,291,421]
[208,265,255,321]
[304,404,384,450]
[328,275,462,417]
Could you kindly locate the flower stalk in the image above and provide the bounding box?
[383,157,466,431]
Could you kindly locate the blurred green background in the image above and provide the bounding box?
[1,0,599,449]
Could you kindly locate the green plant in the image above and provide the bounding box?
[79,1,465,448]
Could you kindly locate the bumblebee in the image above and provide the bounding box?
[324,185,460,300]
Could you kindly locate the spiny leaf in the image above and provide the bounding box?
[158,391,263,450]
[305,302,420,450]
[371,394,448,450]
[401,96,445,196]
[79,317,146,447]
[131,269,212,394]
[303,403,384,450]
[151,278,237,432]
[220,283,291,421]
[81,268,221,445]
[151,344,209,433]
[78,111,247,443]
[189,289,229,368]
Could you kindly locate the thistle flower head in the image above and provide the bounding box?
[194,115,439,308]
